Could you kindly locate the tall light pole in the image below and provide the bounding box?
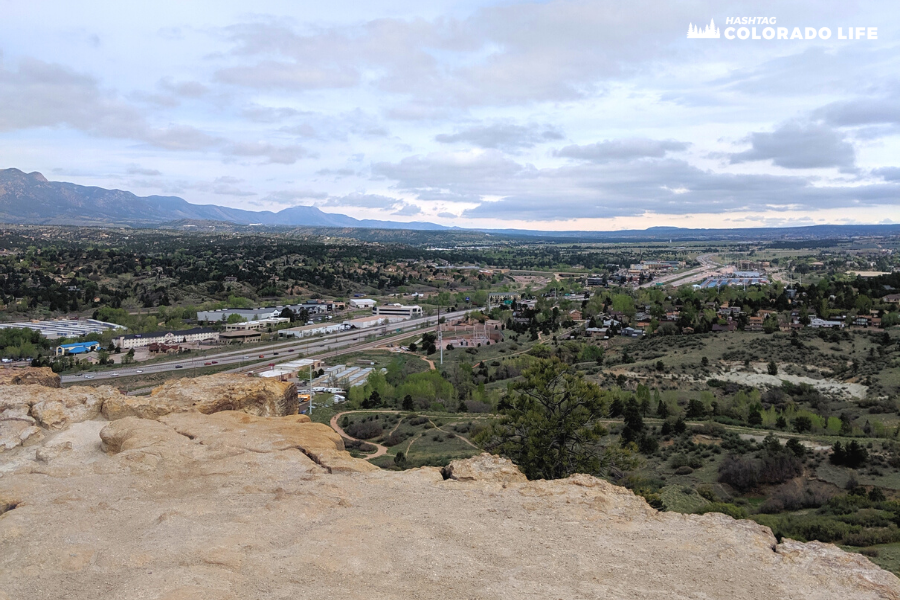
[309,363,313,417]
[438,305,443,366]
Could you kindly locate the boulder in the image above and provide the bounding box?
[0,367,60,388]
[442,452,528,484]
[102,374,298,420]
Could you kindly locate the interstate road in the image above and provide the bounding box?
[60,310,471,384]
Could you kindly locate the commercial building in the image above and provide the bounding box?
[55,341,101,356]
[220,330,261,344]
[258,358,325,379]
[373,304,423,318]
[0,318,125,340]
[278,323,349,339]
[349,299,376,309]
[115,327,219,350]
[344,315,407,329]
[224,318,290,331]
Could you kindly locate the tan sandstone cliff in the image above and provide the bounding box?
[0,376,899,599]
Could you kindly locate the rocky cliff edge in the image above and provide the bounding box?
[0,374,898,599]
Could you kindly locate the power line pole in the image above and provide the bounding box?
[438,305,443,366]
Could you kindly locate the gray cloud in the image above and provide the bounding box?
[125,165,161,176]
[555,138,688,162]
[158,78,209,98]
[371,150,898,221]
[214,1,696,108]
[243,105,303,123]
[729,121,856,170]
[392,203,422,216]
[324,193,403,209]
[814,98,900,127]
[435,121,563,151]
[225,141,312,164]
[874,167,900,182]
[373,150,523,197]
[216,60,358,90]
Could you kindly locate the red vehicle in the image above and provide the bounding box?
[204,362,212,366]
[259,354,265,359]
[211,361,218,364]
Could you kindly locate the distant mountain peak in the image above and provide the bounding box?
[0,168,447,230]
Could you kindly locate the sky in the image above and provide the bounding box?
[0,0,898,231]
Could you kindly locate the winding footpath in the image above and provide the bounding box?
[329,409,484,461]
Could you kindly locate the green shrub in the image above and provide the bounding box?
[695,503,747,520]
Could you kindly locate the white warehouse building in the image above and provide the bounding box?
[349,299,376,309]
[373,304,422,318]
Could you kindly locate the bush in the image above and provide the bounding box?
[831,441,869,469]
[345,421,383,440]
[674,466,694,475]
[695,503,748,520]
[718,455,759,491]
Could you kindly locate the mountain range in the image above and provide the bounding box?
[1,168,899,241]
[0,168,446,230]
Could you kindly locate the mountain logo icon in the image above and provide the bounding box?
[687,19,720,39]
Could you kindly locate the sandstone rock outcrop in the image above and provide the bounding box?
[0,381,898,599]
[102,373,297,420]
[442,452,529,483]
[0,366,60,388]
[0,384,119,450]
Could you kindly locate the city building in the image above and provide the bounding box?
[55,341,101,356]
[349,299,376,309]
[278,323,349,339]
[224,318,290,331]
[115,327,219,350]
[220,330,261,344]
[373,304,423,318]
[0,318,125,340]
[197,304,312,323]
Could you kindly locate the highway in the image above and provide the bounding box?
[637,253,722,289]
[61,310,471,384]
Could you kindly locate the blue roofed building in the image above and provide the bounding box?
[55,341,101,356]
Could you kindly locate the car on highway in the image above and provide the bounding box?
[273,352,279,356]
[211,360,218,364]
[175,365,183,369]
[204,362,212,366]
[112,373,119,377]
[259,354,265,358]
[135,370,143,373]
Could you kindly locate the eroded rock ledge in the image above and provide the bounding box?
[0,375,898,599]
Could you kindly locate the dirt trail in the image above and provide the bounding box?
[330,410,400,460]
[330,409,483,459]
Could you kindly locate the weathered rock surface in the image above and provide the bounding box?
[442,452,529,483]
[102,373,297,420]
[0,384,119,450]
[0,366,60,388]
[1,411,898,600]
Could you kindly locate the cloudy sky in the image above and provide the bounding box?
[1,0,898,230]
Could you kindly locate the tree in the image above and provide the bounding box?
[701,356,709,367]
[484,358,609,480]
[830,440,868,468]
[686,399,706,419]
[402,394,414,411]
[394,451,407,467]
[767,361,778,376]
[793,415,812,433]
[620,399,644,446]
[656,398,669,419]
